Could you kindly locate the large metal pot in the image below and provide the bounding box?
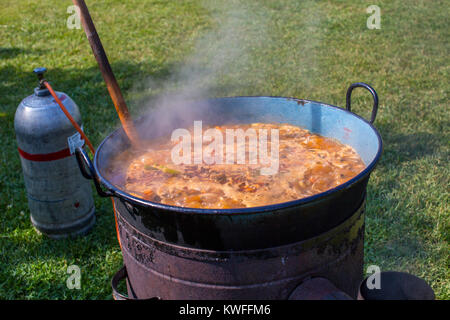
[76,82,382,299]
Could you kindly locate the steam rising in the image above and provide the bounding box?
[128,0,323,141]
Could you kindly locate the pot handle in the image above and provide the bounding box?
[75,147,114,198]
[111,265,160,300]
[346,82,379,124]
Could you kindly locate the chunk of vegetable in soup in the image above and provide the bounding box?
[109,123,366,209]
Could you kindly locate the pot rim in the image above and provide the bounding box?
[94,95,383,215]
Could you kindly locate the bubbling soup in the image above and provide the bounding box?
[107,123,366,209]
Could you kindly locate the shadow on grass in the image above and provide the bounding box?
[378,125,441,164]
[363,124,443,277]
[0,59,246,137]
[0,59,174,108]
[0,60,181,299]
[0,47,43,60]
[0,59,185,153]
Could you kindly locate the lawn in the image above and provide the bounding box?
[0,0,448,299]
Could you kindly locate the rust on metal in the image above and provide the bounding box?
[112,198,366,299]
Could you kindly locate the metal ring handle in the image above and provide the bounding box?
[75,147,113,198]
[111,266,130,300]
[75,147,93,180]
[111,266,160,300]
[346,82,379,124]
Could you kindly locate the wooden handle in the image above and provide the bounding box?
[71,0,140,146]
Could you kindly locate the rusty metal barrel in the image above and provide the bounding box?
[111,197,365,299]
[77,92,383,299]
[14,68,95,238]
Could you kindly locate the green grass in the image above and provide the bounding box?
[0,0,448,299]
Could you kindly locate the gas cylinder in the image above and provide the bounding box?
[14,68,95,238]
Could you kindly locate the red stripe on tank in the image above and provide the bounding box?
[18,147,72,162]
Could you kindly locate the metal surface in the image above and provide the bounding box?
[113,198,365,299]
[14,69,95,238]
[79,136,370,250]
[346,82,379,124]
[81,89,382,249]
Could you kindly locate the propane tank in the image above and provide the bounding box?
[14,68,95,238]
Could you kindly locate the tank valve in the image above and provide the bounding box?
[33,67,50,96]
[34,67,47,80]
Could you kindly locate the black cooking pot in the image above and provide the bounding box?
[75,82,382,251]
